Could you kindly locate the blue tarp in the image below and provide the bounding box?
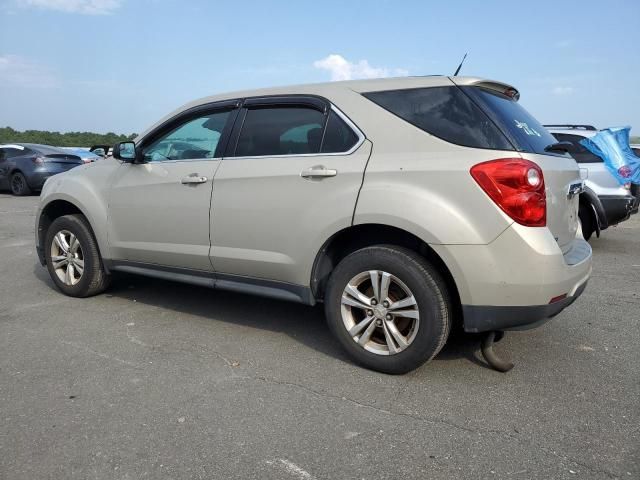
[579,126,640,185]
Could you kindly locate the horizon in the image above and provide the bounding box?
[1,0,639,136]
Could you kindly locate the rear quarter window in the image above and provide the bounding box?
[363,87,513,151]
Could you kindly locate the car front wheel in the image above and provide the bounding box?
[44,214,110,297]
[324,245,451,374]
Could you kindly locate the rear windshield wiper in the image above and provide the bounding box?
[544,141,575,154]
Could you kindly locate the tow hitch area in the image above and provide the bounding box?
[481,331,514,372]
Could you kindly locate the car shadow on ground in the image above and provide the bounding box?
[32,264,491,371]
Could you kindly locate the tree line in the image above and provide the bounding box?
[0,127,136,147]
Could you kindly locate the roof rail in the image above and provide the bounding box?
[543,124,597,131]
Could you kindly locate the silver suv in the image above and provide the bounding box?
[35,77,592,373]
[546,125,639,239]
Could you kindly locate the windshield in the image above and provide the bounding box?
[464,87,566,156]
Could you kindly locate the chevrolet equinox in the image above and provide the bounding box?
[35,76,592,373]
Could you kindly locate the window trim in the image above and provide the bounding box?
[135,99,241,163]
[225,96,365,160]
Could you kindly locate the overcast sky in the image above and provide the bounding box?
[1,0,639,135]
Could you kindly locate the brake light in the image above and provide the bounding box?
[32,156,45,164]
[470,158,546,227]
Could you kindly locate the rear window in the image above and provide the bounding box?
[363,87,513,151]
[551,133,604,163]
[464,87,562,156]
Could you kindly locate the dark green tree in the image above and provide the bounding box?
[0,127,137,147]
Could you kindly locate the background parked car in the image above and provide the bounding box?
[60,147,101,163]
[0,143,84,196]
[89,144,113,157]
[545,125,638,240]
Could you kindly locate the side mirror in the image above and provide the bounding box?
[113,142,137,162]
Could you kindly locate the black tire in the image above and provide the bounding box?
[324,245,451,374]
[44,214,111,297]
[10,171,32,196]
[579,204,594,241]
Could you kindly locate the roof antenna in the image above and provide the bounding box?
[453,53,468,76]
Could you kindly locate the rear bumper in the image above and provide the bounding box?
[28,165,80,190]
[462,280,588,332]
[600,194,635,226]
[431,224,592,333]
[27,171,53,190]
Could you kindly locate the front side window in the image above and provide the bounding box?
[551,133,604,163]
[363,87,513,151]
[143,110,231,162]
[235,106,325,157]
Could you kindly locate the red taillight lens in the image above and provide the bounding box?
[470,158,546,227]
[32,156,45,164]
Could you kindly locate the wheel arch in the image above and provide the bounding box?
[37,197,108,269]
[310,223,462,326]
[580,188,606,232]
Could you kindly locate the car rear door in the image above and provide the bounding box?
[107,101,238,271]
[209,96,371,287]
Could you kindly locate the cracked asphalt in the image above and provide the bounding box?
[1,193,638,479]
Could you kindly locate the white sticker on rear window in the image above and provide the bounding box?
[514,120,541,137]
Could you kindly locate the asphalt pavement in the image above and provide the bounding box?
[1,193,638,479]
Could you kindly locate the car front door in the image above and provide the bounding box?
[107,101,238,271]
[210,96,371,288]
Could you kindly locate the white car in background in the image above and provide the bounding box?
[546,125,639,240]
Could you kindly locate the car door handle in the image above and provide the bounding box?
[300,166,337,179]
[181,174,208,185]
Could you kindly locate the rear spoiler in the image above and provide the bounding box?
[449,77,520,101]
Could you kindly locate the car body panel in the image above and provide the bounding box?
[36,158,118,259]
[107,158,221,271]
[210,140,372,285]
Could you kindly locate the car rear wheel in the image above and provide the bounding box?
[579,204,595,241]
[10,172,32,196]
[44,214,110,297]
[324,245,451,374]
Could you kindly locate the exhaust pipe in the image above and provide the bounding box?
[481,331,514,372]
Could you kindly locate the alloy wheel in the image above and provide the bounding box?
[11,174,25,194]
[50,230,85,286]
[340,270,420,355]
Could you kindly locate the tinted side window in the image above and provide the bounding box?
[321,110,359,153]
[143,110,231,162]
[551,133,604,163]
[236,106,325,157]
[363,87,513,150]
[2,147,26,159]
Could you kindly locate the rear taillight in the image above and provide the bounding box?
[32,156,45,164]
[470,158,546,227]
